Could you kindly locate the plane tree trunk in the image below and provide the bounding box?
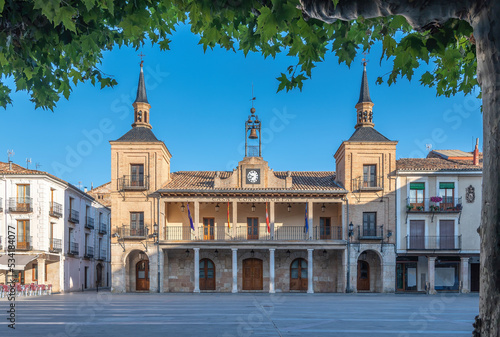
[299,1,498,336]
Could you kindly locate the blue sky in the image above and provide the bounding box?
[1,23,482,189]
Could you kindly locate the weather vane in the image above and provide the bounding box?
[250,83,256,108]
[138,52,145,67]
[361,51,369,67]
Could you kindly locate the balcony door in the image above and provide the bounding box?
[439,220,455,249]
[363,165,376,187]
[290,258,308,291]
[320,217,331,239]
[130,212,144,236]
[17,220,30,249]
[203,218,215,240]
[49,223,55,250]
[409,182,425,210]
[362,212,377,237]
[130,164,144,187]
[17,184,30,211]
[247,218,259,240]
[409,220,425,249]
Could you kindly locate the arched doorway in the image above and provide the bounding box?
[357,260,370,291]
[200,258,216,290]
[136,260,149,291]
[242,258,263,290]
[96,263,103,287]
[290,258,308,291]
[357,250,382,292]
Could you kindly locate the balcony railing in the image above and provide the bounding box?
[358,226,383,240]
[406,197,463,212]
[165,226,196,240]
[198,226,232,241]
[98,249,107,261]
[49,201,63,218]
[99,222,107,234]
[69,209,79,223]
[119,225,148,238]
[352,176,383,191]
[49,238,62,252]
[118,175,149,191]
[17,236,33,250]
[69,242,79,255]
[8,197,33,212]
[313,226,343,240]
[406,235,462,250]
[235,226,272,240]
[85,216,95,229]
[85,246,94,258]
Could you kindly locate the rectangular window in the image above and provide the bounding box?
[439,220,455,249]
[409,220,425,249]
[362,165,377,187]
[362,212,377,237]
[16,184,30,211]
[130,164,144,186]
[320,217,331,239]
[439,182,455,209]
[247,217,259,240]
[409,182,425,210]
[32,263,38,281]
[130,212,144,236]
[17,220,30,249]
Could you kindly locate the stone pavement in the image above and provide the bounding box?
[1,292,478,337]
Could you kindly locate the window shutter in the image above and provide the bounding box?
[439,182,455,189]
[410,182,425,190]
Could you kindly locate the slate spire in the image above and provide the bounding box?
[354,61,375,130]
[357,61,372,104]
[134,61,149,104]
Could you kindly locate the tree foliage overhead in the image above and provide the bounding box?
[0,0,477,110]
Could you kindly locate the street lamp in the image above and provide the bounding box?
[180,203,185,212]
[251,203,256,212]
[287,204,292,212]
[348,222,354,239]
[215,204,220,212]
[321,204,326,212]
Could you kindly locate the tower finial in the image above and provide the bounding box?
[134,56,148,104]
[354,59,375,129]
[250,83,256,109]
[132,59,152,129]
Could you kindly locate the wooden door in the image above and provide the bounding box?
[242,258,263,290]
[136,260,150,291]
[17,220,30,249]
[290,258,308,291]
[320,217,331,239]
[84,267,88,289]
[409,220,425,249]
[357,260,370,291]
[203,218,215,240]
[439,220,455,249]
[247,218,259,240]
[199,258,216,290]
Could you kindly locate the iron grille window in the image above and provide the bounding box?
[363,212,377,237]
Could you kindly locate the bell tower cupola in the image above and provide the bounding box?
[354,60,375,129]
[245,93,261,157]
[132,60,152,129]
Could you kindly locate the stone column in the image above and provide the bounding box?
[232,201,238,239]
[60,256,66,292]
[460,257,470,293]
[231,248,238,293]
[39,258,46,284]
[270,201,275,240]
[194,248,200,293]
[194,201,200,239]
[427,256,437,294]
[159,249,164,293]
[307,201,313,240]
[269,249,275,293]
[307,249,314,293]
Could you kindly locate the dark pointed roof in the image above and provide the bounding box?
[115,127,159,142]
[348,126,392,142]
[134,62,149,104]
[357,64,372,104]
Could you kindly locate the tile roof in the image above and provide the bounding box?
[114,127,159,142]
[160,171,345,191]
[396,157,483,171]
[348,126,392,142]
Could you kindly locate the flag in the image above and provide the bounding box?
[227,202,231,229]
[265,202,270,233]
[304,203,309,233]
[187,203,194,231]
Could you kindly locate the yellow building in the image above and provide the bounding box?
[109,62,398,293]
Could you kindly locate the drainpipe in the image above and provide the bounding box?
[157,195,160,293]
[345,197,351,293]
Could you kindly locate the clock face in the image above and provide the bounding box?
[246,169,260,184]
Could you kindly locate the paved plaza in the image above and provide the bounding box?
[1,292,478,337]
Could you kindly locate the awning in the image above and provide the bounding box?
[0,254,38,271]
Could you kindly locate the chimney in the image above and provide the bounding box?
[84,187,88,193]
[473,138,479,166]
[8,161,12,170]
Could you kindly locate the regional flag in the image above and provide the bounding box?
[187,203,195,231]
[304,203,309,233]
[227,202,231,229]
[266,202,270,233]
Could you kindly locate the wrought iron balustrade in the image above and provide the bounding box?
[118,175,149,191]
[406,235,462,250]
[8,197,33,212]
[49,202,63,218]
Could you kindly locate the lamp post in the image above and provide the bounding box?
[347,221,354,293]
[153,223,159,293]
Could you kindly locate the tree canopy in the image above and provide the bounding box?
[0,0,478,110]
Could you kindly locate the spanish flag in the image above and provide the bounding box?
[266,202,270,233]
[227,201,231,229]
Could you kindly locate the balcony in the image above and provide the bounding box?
[119,225,148,239]
[118,175,149,191]
[358,226,383,240]
[85,216,95,229]
[99,222,107,234]
[69,242,79,255]
[49,202,63,218]
[352,176,383,191]
[406,235,462,250]
[49,238,62,252]
[313,226,343,240]
[8,197,33,212]
[69,209,79,223]
[17,236,33,250]
[85,246,94,258]
[406,197,463,213]
[97,249,107,261]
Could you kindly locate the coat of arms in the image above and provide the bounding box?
[466,185,475,203]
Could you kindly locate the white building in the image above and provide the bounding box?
[0,161,111,292]
[395,144,482,293]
